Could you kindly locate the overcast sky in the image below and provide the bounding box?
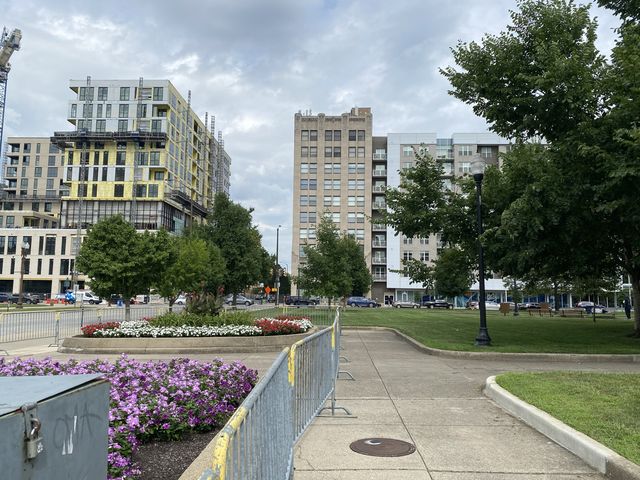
[1,0,618,268]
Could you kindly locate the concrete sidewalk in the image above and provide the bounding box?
[293,328,639,480]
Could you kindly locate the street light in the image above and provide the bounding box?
[275,225,282,306]
[17,240,30,309]
[471,155,491,346]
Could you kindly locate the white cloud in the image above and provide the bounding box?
[0,0,621,266]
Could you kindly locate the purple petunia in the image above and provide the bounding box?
[0,355,257,479]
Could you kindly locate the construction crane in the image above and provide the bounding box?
[0,28,22,161]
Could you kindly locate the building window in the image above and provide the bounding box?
[458,145,473,156]
[98,86,108,100]
[120,87,130,101]
[324,147,332,158]
[357,130,365,141]
[119,104,129,118]
[403,146,414,157]
[135,185,147,197]
[118,120,128,132]
[325,130,333,141]
[333,130,341,141]
[403,236,413,245]
[480,146,493,158]
[96,119,106,132]
[333,147,341,157]
[300,195,309,206]
[82,103,93,118]
[106,104,112,118]
[348,212,356,223]
[348,130,356,141]
[45,236,56,255]
[148,184,158,197]
[419,237,429,245]
[301,130,309,141]
[70,104,77,117]
[301,147,308,157]
[47,167,58,177]
[115,168,125,181]
[357,147,365,158]
[116,152,126,165]
[403,252,413,261]
[348,147,356,158]
[114,184,124,197]
[309,147,317,157]
[420,251,430,262]
[153,87,164,101]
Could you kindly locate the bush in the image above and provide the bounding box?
[149,310,255,328]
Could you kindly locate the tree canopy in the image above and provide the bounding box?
[440,0,640,334]
[76,215,173,320]
[297,216,371,302]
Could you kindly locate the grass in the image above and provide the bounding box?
[339,308,640,354]
[497,372,640,464]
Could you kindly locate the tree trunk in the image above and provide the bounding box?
[553,281,559,312]
[124,299,131,322]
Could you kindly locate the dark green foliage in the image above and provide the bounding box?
[150,310,255,327]
[297,216,371,302]
[433,248,474,298]
[76,216,173,320]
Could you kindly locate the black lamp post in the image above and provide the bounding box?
[17,240,30,309]
[471,156,491,346]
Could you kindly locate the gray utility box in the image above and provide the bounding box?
[0,374,110,479]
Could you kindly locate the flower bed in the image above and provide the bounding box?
[0,355,257,480]
[83,317,313,338]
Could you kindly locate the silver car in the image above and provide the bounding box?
[392,299,420,309]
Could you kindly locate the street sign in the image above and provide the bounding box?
[265,286,271,294]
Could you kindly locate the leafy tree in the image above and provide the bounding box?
[201,193,265,303]
[76,215,173,320]
[441,0,640,335]
[155,236,225,308]
[433,248,474,299]
[297,216,371,303]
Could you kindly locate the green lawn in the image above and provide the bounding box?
[497,372,640,464]
[338,308,640,354]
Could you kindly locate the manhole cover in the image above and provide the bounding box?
[349,438,416,457]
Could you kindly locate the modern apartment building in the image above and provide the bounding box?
[0,78,231,296]
[291,108,510,303]
[51,78,230,232]
[1,137,67,228]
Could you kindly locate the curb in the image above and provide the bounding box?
[485,375,640,479]
[343,326,640,363]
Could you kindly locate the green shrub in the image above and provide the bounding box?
[149,310,255,328]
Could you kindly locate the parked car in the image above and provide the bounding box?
[284,295,318,306]
[8,293,40,304]
[0,292,10,303]
[392,299,420,308]
[422,299,453,309]
[346,296,380,307]
[174,294,188,305]
[469,301,501,310]
[466,300,479,309]
[577,301,608,314]
[224,294,254,306]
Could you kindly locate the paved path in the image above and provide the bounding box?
[293,328,639,479]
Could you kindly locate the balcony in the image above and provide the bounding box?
[372,256,387,265]
[372,223,386,231]
[373,152,387,160]
[372,168,387,177]
[373,185,386,193]
[373,274,387,282]
[372,201,386,210]
[372,240,387,248]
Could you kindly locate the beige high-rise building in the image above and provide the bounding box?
[291,108,510,305]
[292,107,373,293]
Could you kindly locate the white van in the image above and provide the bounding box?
[76,291,103,304]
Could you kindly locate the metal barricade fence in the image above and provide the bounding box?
[200,308,346,480]
[0,304,186,347]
